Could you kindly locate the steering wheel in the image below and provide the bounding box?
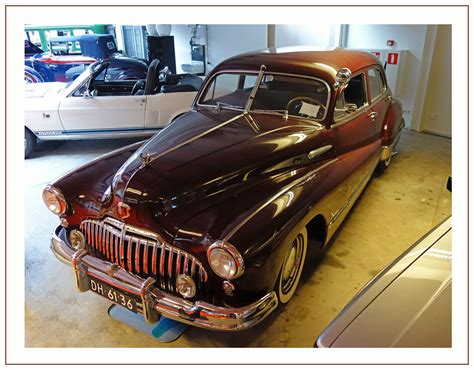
[285,97,326,118]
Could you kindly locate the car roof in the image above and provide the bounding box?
[213,46,383,82]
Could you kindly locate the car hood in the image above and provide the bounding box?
[25,82,65,98]
[111,109,328,241]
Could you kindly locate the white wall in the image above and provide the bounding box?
[275,24,341,48]
[206,25,267,70]
[171,25,267,74]
[346,25,429,130]
[170,25,195,74]
[420,25,452,137]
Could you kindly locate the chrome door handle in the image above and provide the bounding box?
[369,112,378,122]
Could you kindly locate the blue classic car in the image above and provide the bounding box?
[24,34,148,83]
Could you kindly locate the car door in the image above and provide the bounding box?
[366,66,391,137]
[58,73,146,133]
[327,71,381,231]
[59,95,146,132]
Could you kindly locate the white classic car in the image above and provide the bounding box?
[24,59,202,157]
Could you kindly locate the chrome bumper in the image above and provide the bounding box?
[50,226,278,331]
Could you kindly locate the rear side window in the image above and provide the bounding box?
[368,67,386,101]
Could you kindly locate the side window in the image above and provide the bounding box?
[334,73,367,121]
[368,67,386,101]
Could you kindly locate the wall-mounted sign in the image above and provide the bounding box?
[387,52,399,65]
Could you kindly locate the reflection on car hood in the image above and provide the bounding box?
[112,109,327,239]
[24,82,65,98]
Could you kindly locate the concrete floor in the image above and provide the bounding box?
[24,130,451,347]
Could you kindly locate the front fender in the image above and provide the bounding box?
[175,158,339,307]
[50,141,145,226]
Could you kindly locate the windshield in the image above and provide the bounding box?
[63,61,103,95]
[199,71,329,121]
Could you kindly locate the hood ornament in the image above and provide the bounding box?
[117,201,131,220]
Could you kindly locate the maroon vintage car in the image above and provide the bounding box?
[43,47,404,331]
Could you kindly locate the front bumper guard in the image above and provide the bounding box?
[51,226,278,331]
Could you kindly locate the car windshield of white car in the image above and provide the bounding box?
[199,72,329,121]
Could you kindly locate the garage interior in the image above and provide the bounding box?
[24,23,452,347]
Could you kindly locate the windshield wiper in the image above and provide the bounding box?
[215,101,244,112]
[251,109,289,120]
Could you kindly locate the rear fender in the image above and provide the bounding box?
[382,98,404,147]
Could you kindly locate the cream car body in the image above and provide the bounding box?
[24,61,198,155]
[316,216,452,348]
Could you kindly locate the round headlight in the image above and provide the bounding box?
[207,241,244,279]
[42,186,67,216]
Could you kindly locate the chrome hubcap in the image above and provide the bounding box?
[281,234,304,294]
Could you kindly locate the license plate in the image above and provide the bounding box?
[89,278,138,313]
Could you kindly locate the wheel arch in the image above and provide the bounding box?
[305,213,328,249]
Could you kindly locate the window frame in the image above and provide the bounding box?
[331,71,369,127]
[367,66,388,104]
[196,70,331,122]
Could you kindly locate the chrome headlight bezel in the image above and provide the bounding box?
[207,240,245,280]
[42,185,67,216]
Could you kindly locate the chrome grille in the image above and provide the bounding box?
[80,217,208,295]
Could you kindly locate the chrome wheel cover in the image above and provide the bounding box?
[280,233,305,296]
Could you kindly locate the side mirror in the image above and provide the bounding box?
[83,89,93,99]
[334,68,352,89]
[344,103,358,113]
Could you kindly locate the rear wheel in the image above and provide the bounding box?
[378,122,404,174]
[276,227,308,304]
[25,128,36,158]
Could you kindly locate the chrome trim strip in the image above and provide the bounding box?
[224,158,338,241]
[143,240,149,275]
[142,113,245,166]
[167,246,174,291]
[329,160,377,226]
[159,244,165,289]
[308,145,333,159]
[134,238,141,274]
[51,227,278,331]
